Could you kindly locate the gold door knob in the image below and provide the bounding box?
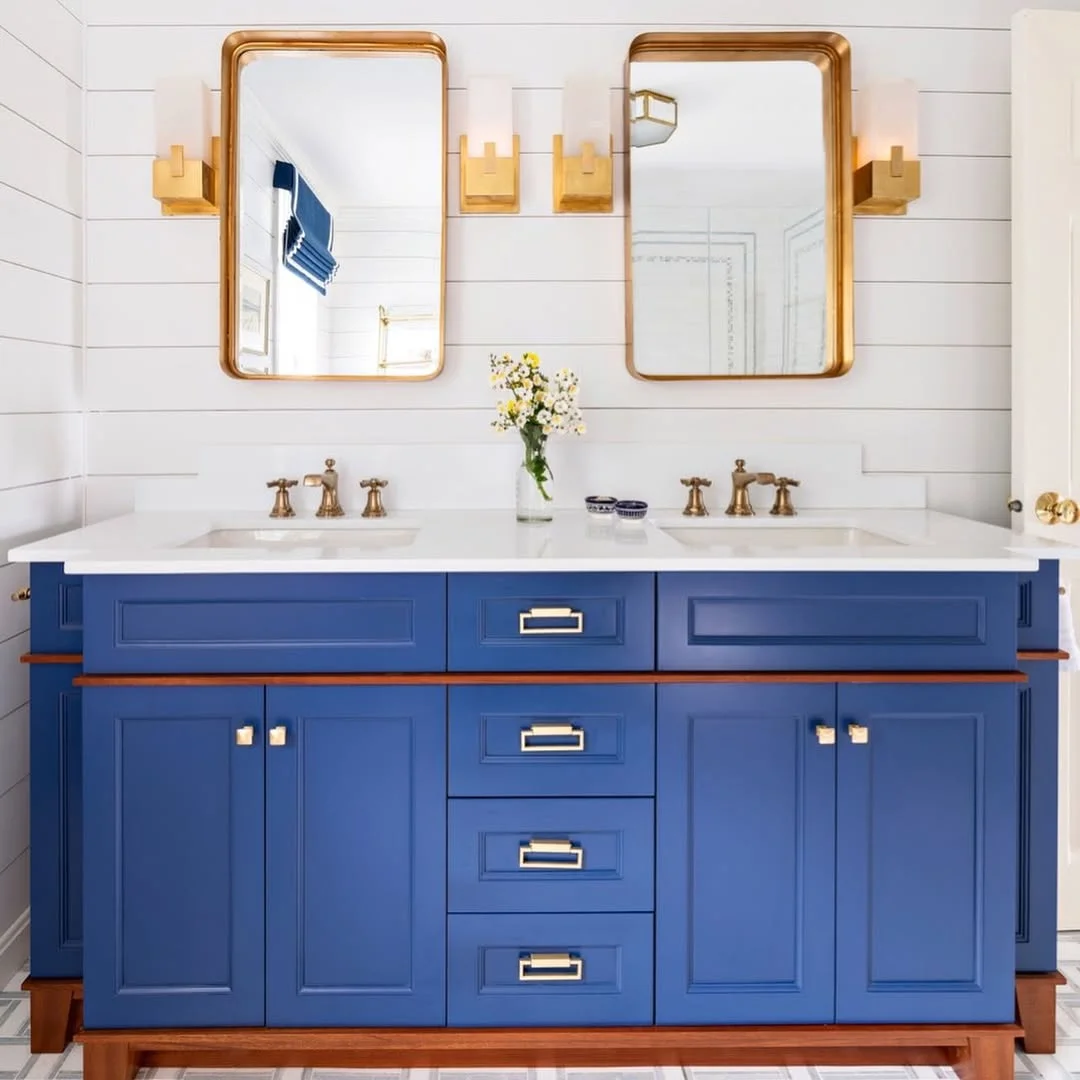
[848,723,869,745]
[1035,492,1079,525]
[235,725,255,747]
[269,725,287,747]
[815,724,836,745]
[10,587,30,602]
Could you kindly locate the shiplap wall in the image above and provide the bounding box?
[82,0,1078,524]
[0,0,84,973]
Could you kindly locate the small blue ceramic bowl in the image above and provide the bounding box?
[585,496,618,515]
[614,499,649,521]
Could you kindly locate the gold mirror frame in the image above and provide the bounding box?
[220,30,449,381]
[624,32,853,381]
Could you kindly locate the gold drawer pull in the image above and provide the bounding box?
[518,953,583,982]
[518,606,584,635]
[520,723,586,752]
[815,724,836,746]
[269,725,287,747]
[848,723,869,745]
[519,838,584,870]
[235,725,255,747]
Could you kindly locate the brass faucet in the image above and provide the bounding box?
[266,478,298,519]
[770,477,800,517]
[681,477,711,517]
[360,478,389,518]
[304,458,345,518]
[726,459,776,516]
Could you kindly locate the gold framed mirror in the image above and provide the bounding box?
[221,31,448,380]
[625,32,853,380]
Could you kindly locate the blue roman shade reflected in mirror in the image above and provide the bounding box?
[272,161,338,295]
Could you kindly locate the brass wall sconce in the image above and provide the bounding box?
[152,78,220,216]
[852,79,921,216]
[554,76,614,213]
[460,75,519,213]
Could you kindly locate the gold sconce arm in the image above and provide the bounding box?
[460,134,520,214]
[553,134,614,213]
[853,141,921,216]
[152,137,221,217]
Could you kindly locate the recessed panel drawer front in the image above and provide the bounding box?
[658,571,1018,671]
[449,798,654,914]
[30,563,83,654]
[448,573,655,671]
[448,912,653,1026]
[449,684,655,796]
[83,573,446,673]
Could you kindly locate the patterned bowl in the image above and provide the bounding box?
[614,500,649,521]
[585,496,619,515]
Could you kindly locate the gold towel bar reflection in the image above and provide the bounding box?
[520,723,586,753]
[519,606,585,635]
[519,838,584,870]
[518,953,583,982]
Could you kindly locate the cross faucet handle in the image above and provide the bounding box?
[360,478,389,519]
[770,477,800,517]
[266,478,298,519]
[681,477,712,489]
[680,476,712,517]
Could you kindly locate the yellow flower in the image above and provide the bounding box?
[526,352,540,368]
[507,400,519,415]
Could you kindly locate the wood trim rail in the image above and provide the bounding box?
[1018,650,1069,661]
[21,654,83,665]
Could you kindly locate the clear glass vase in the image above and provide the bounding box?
[516,457,554,523]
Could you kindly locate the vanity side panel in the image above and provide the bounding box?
[1017,561,1059,651]
[658,572,1017,671]
[30,564,82,655]
[82,573,447,673]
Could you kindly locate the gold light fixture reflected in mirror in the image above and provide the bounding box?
[629,88,677,147]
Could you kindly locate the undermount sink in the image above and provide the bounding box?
[182,524,419,552]
[655,521,905,550]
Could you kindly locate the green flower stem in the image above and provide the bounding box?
[520,422,553,502]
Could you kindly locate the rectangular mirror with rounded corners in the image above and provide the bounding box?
[221,31,447,380]
[625,32,852,380]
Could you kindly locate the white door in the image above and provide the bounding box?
[1012,8,1080,929]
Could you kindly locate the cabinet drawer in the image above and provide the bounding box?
[449,798,654,913]
[83,573,446,673]
[449,685,654,796]
[448,913,653,1026]
[448,573,654,671]
[30,563,82,654]
[658,571,1018,671]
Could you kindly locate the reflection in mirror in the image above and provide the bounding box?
[626,35,852,380]
[224,35,446,380]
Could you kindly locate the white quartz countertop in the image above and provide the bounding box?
[9,509,1080,574]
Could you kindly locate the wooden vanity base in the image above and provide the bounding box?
[21,978,82,1054]
[79,1023,1022,1080]
[1016,971,1067,1054]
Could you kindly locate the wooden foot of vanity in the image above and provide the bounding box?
[78,1023,1022,1074]
[1016,971,1067,1054]
[20,978,82,1054]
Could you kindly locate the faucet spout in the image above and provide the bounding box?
[304,458,345,518]
[726,459,775,516]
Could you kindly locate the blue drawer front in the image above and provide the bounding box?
[29,664,82,978]
[448,573,654,671]
[1018,562,1059,652]
[30,564,82,654]
[449,684,655,796]
[449,798,654,914]
[448,913,653,1026]
[83,573,446,673]
[658,572,1017,671]
[1017,661,1059,973]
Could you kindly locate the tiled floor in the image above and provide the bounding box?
[7,939,1080,1080]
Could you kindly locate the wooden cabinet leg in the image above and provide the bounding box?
[957,1032,1016,1080]
[83,1041,139,1080]
[23,980,81,1054]
[1016,972,1066,1054]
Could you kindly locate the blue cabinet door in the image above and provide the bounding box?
[836,684,1017,1023]
[266,686,446,1027]
[82,686,265,1028]
[29,664,82,978]
[1017,661,1059,973]
[656,684,837,1024]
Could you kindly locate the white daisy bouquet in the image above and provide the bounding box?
[490,352,586,502]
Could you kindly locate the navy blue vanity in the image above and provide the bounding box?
[21,563,1062,1078]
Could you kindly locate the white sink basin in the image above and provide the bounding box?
[655,521,905,550]
[182,525,419,552]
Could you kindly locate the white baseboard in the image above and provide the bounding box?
[0,909,29,988]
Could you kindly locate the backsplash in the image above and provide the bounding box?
[83,0,1018,525]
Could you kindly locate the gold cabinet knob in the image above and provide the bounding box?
[815,724,836,746]
[269,725,287,747]
[848,723,869,745]
[235,725,255,747]
[1035,492,1079,525]
[10,587,30,602]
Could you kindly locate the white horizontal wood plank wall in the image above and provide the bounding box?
[0,0,84,976]
[83,0,1061,525]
